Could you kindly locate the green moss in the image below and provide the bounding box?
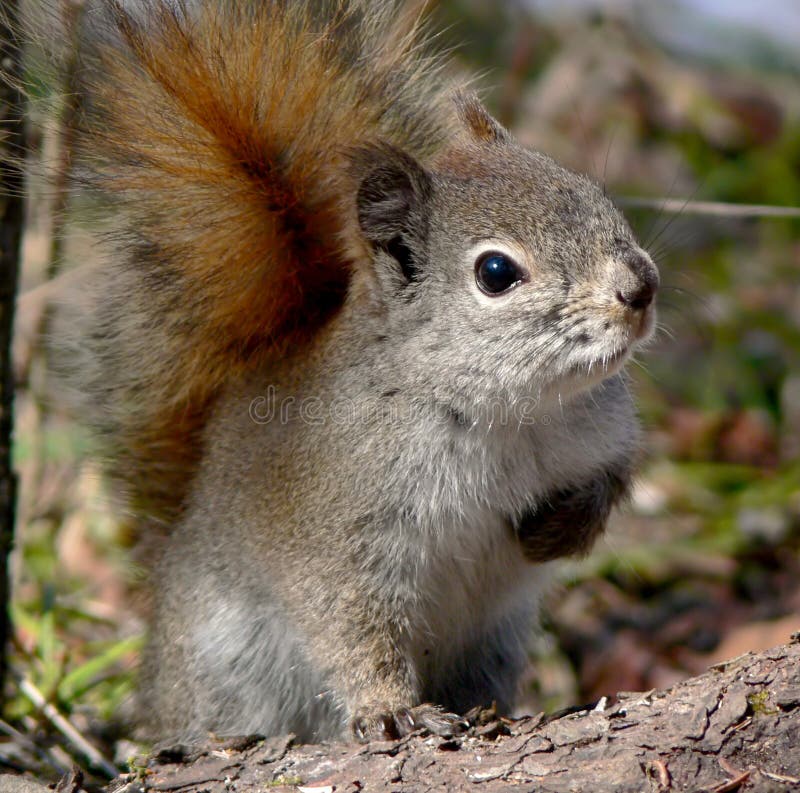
[267,777,303,787]
[747,691,779,716]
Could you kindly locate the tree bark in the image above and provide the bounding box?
[0,0,26,698]
[106,638,800,793]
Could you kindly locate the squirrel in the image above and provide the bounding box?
[50,0,659,743]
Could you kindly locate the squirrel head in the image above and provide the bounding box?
[350,93,658,408]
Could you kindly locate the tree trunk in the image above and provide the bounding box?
[0,0,26,698]
[105,638,800,792]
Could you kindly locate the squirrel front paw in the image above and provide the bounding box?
[514,467,631,562]
[351,703,468,742]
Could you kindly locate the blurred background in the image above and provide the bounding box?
[5,0,800,783]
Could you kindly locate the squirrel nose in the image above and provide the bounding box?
[615,251,658,312]
[616,283,655,311]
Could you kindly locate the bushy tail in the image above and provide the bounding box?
[53,0,460,525]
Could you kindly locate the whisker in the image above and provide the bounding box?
[601,123,618,197]
[646,178,707,255]
[641,168,683,248]
[658,285,716,316]
[654,322,675,341]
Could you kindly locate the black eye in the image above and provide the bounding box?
[475,251,524,295]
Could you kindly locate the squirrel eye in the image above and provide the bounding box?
[475,251,524,295]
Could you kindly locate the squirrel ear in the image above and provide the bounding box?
[454,91,511,144]
[352,144,433,272]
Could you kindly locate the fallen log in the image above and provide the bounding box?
[121,636,800,793]
[2,637,799,793]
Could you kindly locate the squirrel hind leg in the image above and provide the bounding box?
[422,618,533,718]
[142,551,346,743]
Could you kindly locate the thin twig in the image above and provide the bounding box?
[0,717,71,776]
[17,676,118,779]
[20,715,77,775]
[718,757,744,778]
[0,0,25,709]
[761,770,800,784]
[706,770,751,793]
[653,759,671,789]
[616,196,800,218]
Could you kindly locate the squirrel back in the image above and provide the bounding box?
[54,0,462,526]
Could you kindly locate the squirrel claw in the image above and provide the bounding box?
[410,704,469,738]
[351,703,467,743]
